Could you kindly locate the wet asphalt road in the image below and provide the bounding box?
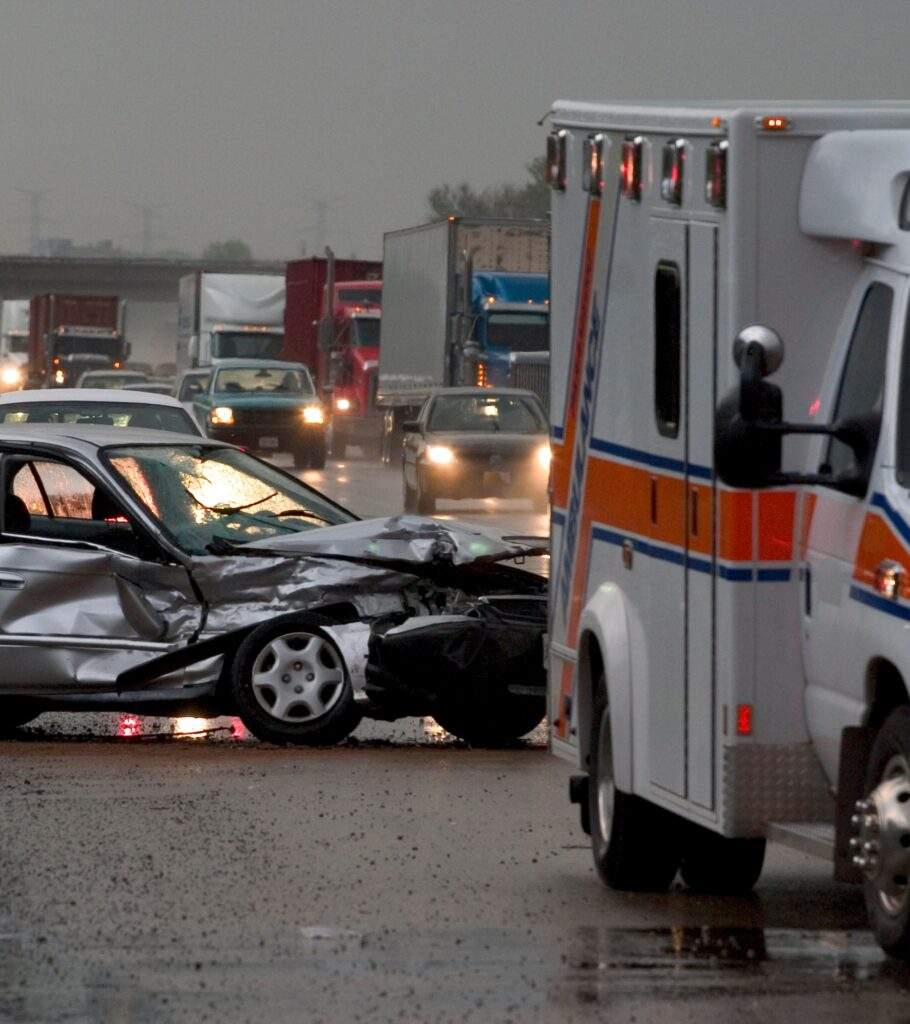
[2,452,909,1022]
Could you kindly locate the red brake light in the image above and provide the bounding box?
[736,704,753,736]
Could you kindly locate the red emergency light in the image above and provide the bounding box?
[705,139,728,209]
[620,137,644,201]
[736,704,753,736]
[583,133,607,197]
[660,139,686,206]
[546,129,568,192]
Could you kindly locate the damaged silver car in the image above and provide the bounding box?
[0,425,547,745]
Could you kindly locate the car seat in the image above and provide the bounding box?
[4,494,31,534]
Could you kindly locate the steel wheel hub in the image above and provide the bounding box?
[851,754,910,915]
[250,632,345,724]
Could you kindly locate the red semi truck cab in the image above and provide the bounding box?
[28,294,127,388]
[283,255,382,460]
[325,280,382,459]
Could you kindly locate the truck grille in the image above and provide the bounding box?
[509,357,549,412]
[232,407,304,428]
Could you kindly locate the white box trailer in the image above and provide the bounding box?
[0,300,29,388]
[177,272,285,370]
[546,100,910,957]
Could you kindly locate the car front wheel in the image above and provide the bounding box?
[230,614,361,746]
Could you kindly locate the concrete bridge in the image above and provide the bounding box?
[0,255,285,367]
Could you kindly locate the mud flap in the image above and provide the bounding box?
[834,725,875,884]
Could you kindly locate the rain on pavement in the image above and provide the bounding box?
[2,450,907,1022]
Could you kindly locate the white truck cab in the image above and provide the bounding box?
[546,101,910,957]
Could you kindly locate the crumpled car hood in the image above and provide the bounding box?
[243,514,546,568]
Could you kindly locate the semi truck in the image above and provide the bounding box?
[284,253,383,459]
[177,273,285,371]
[377,217,549,463]
[0,300,30,391]
[545,100,910,960]
[28,294,127,388]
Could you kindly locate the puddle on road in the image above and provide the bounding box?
[13,712,548,748]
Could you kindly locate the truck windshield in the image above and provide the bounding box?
[338,287,382,306]
[351,319,381,347]
[104,444,353,555]
[211,332,283,360]
[427,394,545,434]
[485,313,548,353]
[213,366,314,396]
[54,336,122,359]
[7,336,27,354]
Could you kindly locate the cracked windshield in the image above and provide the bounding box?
[107,444,352,553]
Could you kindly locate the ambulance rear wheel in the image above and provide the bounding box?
[858,706,910,959]
[589,673,681,891]
[679,826,765,895]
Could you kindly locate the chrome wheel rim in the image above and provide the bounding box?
[250,632,345,724]
[853,753,910,916]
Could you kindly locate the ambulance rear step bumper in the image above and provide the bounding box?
[767,822,834,860]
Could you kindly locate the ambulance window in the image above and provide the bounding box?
[826,282,892,483]
[654,261,682,438]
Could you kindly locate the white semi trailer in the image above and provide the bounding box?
[0,300,29,390]
[177,273,285,371]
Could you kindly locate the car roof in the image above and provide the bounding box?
[211,359,309,371]
[81,369,147,378]
[0,388,186,409]
[0,423,225,451]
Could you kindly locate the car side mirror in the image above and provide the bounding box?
[402,421,420,433]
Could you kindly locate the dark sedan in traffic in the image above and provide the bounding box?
[402,388,550,514]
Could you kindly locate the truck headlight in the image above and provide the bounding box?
[537,444,552,469]
[335,397,352,412]
[210,406,235,426]
[302,404,325,425]
[426,445,455,465]
[54,369,66,385]
[0,366,22,387]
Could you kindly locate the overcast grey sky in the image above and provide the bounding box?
[1,0,908,259]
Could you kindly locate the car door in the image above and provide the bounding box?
[802,271,901,778]
[0,450,202,694]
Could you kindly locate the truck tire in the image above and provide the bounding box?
[856,706,910,958]
[230,613,361,746]
[589,672,680,891]
[432,692,545,747]
[679,826,765,895]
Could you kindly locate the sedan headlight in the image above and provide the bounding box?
[302,404,325,425]
[0,366,22,387]
[537,444,552,469]
[210,406,235,426]
[426,445,455,465]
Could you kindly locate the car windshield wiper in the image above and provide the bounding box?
[270,508,331,524]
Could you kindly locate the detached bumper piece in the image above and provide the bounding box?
[365,596,547,745]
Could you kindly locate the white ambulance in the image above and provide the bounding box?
[546,101,910,957]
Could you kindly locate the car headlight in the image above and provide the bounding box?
[335,397,352,412]
[54,369,66,385]
[302,404,325,425]
[426,445,455,465]
[537,444,552,469]
[0,366,22,387]
[210,406,235,426]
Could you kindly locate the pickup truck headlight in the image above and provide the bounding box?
[426,445,455,465]
[210,406,235,426]
[302,404,325,425]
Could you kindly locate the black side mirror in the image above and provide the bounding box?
[715,324,880,495]
[402,421,420,433]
